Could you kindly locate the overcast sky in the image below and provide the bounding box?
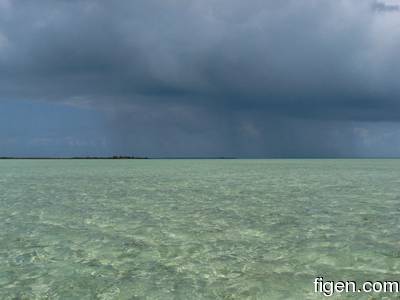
[1,0,400,157]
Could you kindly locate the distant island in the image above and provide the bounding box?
[0,156,149,159]
[0,156,237,159]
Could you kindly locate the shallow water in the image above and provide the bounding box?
[1,159,400,299]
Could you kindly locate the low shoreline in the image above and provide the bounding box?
[0,156,149,160]
[0,156,238,160]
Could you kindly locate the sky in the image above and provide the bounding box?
[1,0,400,157]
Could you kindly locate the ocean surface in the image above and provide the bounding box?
[1,159,400,299]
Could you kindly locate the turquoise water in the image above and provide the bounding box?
[1,159,400,299]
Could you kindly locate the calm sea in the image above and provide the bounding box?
[1,159,399,299]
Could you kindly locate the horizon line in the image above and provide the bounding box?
[1,156,400,160]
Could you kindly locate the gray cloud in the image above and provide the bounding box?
[1,0,400,156]
[372,1,400,12]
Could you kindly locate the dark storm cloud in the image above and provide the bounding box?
[1,0,400,156]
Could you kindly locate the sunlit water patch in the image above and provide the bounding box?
[1,159,400,299]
